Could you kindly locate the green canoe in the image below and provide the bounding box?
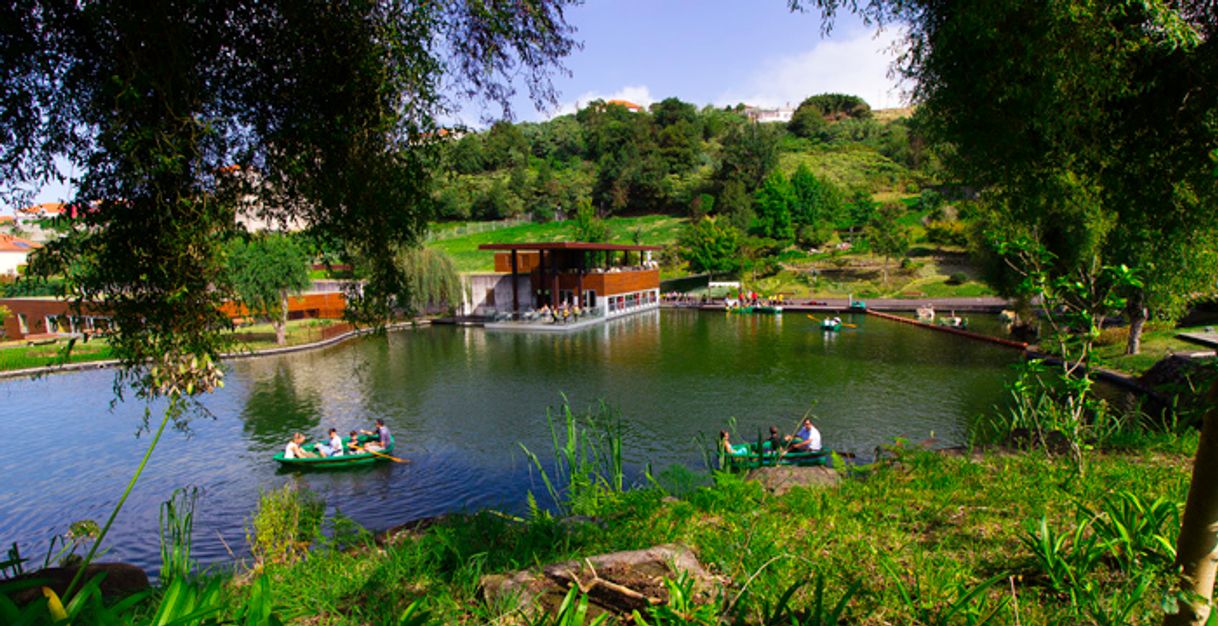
[728,305,783,315]
[274,434,395,469]
[725,441,831,470]
[821,320,841,331]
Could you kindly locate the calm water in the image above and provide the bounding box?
[0,310,1020,575]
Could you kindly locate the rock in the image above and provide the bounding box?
[377,514,451,546]
[747,466,840,495]
[7,562,149,605]
[480,543,716,618]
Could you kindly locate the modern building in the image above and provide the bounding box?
[464,242,661,328]
[744,104,796,124]
[0,233,41,276]
[0,291,347,341]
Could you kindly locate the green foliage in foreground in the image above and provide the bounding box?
[198,443,1191,624]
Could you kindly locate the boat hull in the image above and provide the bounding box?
[274,435,395,469]
[725,442,831,470]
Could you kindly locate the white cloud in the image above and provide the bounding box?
[719,28,907,110]
[548,84,656,118]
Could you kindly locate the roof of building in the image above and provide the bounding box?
[479,241,662,252]
[17,202,65,215]
[0,233,41,253]
[0,215,13,223]
[606,99,642,111]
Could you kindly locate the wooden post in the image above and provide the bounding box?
[510,249,519,313]
[538,249,546,308]
[577,251,585,307]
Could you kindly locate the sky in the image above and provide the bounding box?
[27,2,906,206]
[456,0,908,125]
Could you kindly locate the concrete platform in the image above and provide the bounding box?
[1178,332,1218,350]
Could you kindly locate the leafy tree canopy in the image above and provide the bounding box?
[678,217,743,275]
[4,0,579,399]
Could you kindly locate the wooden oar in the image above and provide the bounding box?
[352,444,411,464]
[806,314,818,321]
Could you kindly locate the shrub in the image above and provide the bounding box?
[946,272,969,285]
[248,484,324,566]
[924,220,969,247]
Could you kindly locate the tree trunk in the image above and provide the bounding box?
[1126,290,1147,356]
[275,290,288,345]
[1165,379,1218,626]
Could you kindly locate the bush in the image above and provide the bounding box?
[946,272,969,285]
[248,484,324,566]
[924,220,969,247]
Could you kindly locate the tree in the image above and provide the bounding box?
[753,171,796,244]
[678,217,742,274]
[7,0,578,401]
[790,164,843,244]
[393,248,462,315]
[2,1,579,593]
[863,203,910,284]
[714,123,780,192]
[718,181,755,232]
[570,201,610,244]
[226,234,311,346]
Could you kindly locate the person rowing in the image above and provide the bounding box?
[787,417,822,453]
[360,418,392,452]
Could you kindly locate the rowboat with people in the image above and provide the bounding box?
[723,441,833,470]
[274,434,396,469]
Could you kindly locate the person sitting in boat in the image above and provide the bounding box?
[361,418,391,452]
[720,430,749,456]
[284,433,316,459]
[346,430,363,454]
[787,418,822,453]
[766,426,785,455]
[316,428,344,457]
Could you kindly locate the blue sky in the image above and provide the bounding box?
[27,2,905,205]
[458,0,906,124]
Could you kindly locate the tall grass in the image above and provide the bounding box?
[519,398,626,517]
[159,487,200,582]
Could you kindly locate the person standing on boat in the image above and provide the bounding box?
[363,418,391,452]
[787,418,822,453]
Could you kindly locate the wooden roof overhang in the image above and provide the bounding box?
[478,242,662,252]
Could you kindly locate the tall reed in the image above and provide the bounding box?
[159,486,200,582]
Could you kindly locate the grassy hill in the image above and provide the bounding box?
[429,215,687,274]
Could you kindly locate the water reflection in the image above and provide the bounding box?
[1,310,1023,575]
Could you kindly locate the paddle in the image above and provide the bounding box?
[352,444,411,464]
[809,313,855,329]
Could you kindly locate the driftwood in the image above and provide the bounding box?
[481,543,716,618]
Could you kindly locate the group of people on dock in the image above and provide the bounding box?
[719,417,821,456]
[727,290,784,309]
[283,419,391,459]
[531,301,583,324]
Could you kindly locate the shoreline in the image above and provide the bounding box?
[0,320,430,381]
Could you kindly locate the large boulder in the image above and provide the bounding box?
[6,562,149,605]
[747,466,840,495]
[480,543,717,619]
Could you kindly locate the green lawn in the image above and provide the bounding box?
[1093,323,1213,375]
[429,215,688,274]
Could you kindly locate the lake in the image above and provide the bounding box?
[0,309,1020,575]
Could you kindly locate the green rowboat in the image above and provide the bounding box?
[821,320,841,331]
[724,441,831,470]
[274,434,395,469]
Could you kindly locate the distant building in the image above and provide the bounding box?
[0,233,40,275]
[744,104,796,124]
[606,99,643,112]
[464,241,661,329]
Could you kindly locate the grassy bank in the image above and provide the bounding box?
[213,437,1194,625]
[0,319,351,373]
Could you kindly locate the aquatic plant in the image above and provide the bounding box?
[519,398,627,517]
[159,486,200,583]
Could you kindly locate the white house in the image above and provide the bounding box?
[0,234,40,275]
[744,104,796,124]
